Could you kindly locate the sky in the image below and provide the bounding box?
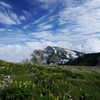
[0,0,100,62]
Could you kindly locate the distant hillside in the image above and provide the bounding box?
[67,53,100,66]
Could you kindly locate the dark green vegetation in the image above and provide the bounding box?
[67,53,100,66]
[0,60,100,100]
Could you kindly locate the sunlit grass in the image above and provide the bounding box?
[0,60,100,100]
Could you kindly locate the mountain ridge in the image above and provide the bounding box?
[67,52,100,66]
[28,46,85,65]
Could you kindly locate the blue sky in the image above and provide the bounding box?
[0,0,100,62]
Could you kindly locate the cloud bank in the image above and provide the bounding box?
[0,38,100,62]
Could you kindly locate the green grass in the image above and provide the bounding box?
[0,60,100,100]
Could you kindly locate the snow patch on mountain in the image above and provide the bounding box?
[28,46,85,65]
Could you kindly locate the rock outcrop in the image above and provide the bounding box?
[28,46,85,65]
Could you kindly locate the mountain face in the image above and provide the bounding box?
[67,53,100,66]
[29,46,85,65]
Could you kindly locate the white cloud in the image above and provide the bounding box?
[0,28,6,32]
[0,45,32,62]
[9,11,21,24]
[0,33,30,44]
[0,2,26,25]
[57,28,70,34]
[33,15,47,25]
[0,41,55,62]
[22,10,32,19]
[19,16,26,21]
[30,31,53,40]
[59,0,100,35]
[0,1,12,9]
[84,38,100,53]
[42,24,53,30]
[38,23,53,30]
[0,28,13,32]
[23,25,30,29]
[30,30,70,42]
[0,11,20,25]
[55,0,100,51]
[76,38,100,53]
[39,0,57,9]
[0,6,21,25]
[7,29,13,32]
[23,15,48,29]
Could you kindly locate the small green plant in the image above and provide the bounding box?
[0,86,33,100]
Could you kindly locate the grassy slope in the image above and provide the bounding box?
[0,60,100,100]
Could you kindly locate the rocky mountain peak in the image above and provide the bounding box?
[29,46,85,65]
